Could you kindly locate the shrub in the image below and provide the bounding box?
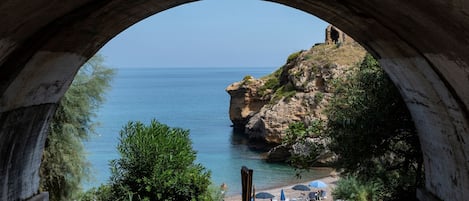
[287,51,302,63]
[78,185,113,201]
[109,120,212,201]
[314,92,324,104]
[332,176,384,201]
[241,75,254,85]
[284,120,325,168]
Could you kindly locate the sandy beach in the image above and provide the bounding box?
[223,172,339,201]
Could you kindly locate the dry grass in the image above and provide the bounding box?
[303,43,366,67]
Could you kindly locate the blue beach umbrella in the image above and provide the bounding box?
[292,184,311,191]
[280,189,286,201]
[255,192,275,199]
[309,180,327,188]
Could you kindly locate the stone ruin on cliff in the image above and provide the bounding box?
[325,25,353,45]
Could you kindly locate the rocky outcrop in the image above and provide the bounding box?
[265,144,291,163]
[226,77,270,130]
[227,43,366,142]
[226,42,366,162]
[245,92,322,144]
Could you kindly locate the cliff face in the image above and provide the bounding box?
[226,42,366,151]
[226,77,270,130]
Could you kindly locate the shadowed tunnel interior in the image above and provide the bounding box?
[0,1,468,200]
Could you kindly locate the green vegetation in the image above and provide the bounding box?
[258,51,303,98]
[313,92,324,104]
[276,52,422,200]
[39,54,115,201]
[39,54,216,200]
[240,45,420,200]
[241,75,254,85]
[287,51,302,63]
[258,67,283,96]
[271,83,296,102]
[79,185,113,201]
[258,44,366,103]
[82,120,213,201]
[332,176,384,201]
[206,185,225,201]
[284,120,325,169]
[284,122,310,145]
[327,54,423,200]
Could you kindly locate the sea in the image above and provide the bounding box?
[84,67,331,195]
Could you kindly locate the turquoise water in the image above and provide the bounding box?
[84,67,330,195]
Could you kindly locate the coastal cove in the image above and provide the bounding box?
[84,67,332,196]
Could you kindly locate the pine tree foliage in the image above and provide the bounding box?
[326,54,423,200]
[40,54,115,201]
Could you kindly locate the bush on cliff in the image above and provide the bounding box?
[284,120,325,168]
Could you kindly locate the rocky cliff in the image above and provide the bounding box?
[226,42,366,162]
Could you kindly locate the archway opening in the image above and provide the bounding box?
[52,1,421,200]
[84,0,333,196]
[1,1,468,201]
[330,29,340,44]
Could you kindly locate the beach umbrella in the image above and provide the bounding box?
[292,184,311,191]
[280,189,286,201]
[309,180,327,188]
[255,192,275,199]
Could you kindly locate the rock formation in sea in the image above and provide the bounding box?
[226,26,366,164]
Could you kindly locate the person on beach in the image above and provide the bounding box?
[319,189,326,200]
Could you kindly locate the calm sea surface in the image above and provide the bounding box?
[84,67,330,195]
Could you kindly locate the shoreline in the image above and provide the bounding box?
[223,171,339,201]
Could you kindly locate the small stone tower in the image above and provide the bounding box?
[325,25,353,44]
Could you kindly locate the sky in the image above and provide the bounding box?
[98,0,328,68]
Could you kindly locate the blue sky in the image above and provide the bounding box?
[99,0,328,68]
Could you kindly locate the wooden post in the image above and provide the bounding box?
[241,166,253,201]
[252,185,256,201]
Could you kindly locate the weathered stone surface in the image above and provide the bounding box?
[227,42,365,166]
[226,77,270,129]
[25,193,49,201]
[0,104,56,201]
[245,93,318,143]
[381,57,469,201]
[325,25,354,45]
[234,43,366,144]
[0,1,468,200]
[266,138,336,166]
[0,52,85,112]
[266,144,291,163]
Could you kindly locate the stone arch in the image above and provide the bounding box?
[331,28,340,43]
[325,25,344,45]
[0,1,468,200]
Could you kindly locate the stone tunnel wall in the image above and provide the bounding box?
[0,0,469,201]
[0,104,56,200]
